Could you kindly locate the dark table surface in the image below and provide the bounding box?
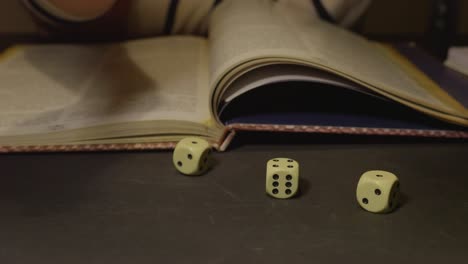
[1,134,467,264]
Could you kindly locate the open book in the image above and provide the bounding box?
[0,1,467,152]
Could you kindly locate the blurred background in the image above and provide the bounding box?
[0,0,466,59]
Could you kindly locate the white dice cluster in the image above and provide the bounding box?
[173,137,401,213]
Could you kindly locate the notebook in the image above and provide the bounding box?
[0,1,467,153]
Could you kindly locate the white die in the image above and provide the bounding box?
[266,158,299,199]
[173,137,212,175]
[356,170,400,213]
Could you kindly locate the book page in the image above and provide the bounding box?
[209,0,466,119]
[220,64,382,104]
[0,36,212,136]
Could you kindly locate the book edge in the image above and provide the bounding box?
[376,43,467,117]
[225,123,468,139]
